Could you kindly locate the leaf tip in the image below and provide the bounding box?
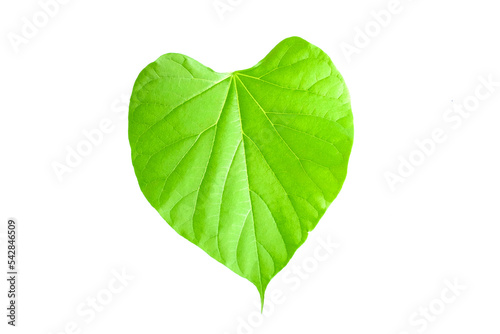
[257,284,267,313]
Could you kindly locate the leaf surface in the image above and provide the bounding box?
[129,36,353,306]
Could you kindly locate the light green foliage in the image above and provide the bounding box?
[129,37,353,306]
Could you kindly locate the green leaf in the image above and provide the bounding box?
[129,36,353,307]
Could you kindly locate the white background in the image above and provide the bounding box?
[1,0,499,333]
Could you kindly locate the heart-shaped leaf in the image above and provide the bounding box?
[129,36,353,307]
